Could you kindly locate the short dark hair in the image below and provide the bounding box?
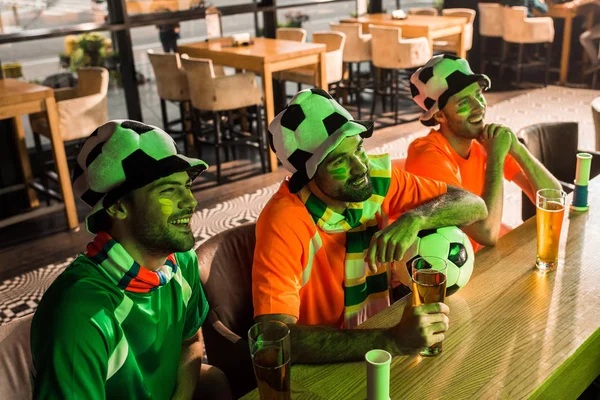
[90,209,113,233]
[89,191,136,234]
[421,117,439,127]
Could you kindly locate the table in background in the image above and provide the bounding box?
[549,0,598,85]
[243,178,600,399]
[340,14,468,58]
[178,38,327,172]
[0,79,78,230]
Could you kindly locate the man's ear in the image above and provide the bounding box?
[105,198,128,220]
[433,110,446,125]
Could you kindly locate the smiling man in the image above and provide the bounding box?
[30,121,231,399]
[253,89,487,363]
[405,55,560,250]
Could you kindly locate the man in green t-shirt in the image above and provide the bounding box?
[31,120,232,399]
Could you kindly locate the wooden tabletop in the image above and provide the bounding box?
[178,37,326,70]
[341,14,468,30]
[243,179,600,399]
[549,0,597,14]
[0,79,53,108]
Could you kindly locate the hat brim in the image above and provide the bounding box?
[419,73,491,123]
[85,154,208,234]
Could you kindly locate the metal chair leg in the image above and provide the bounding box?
[356,62,362,120]
[370,67,378,120]
[347,62,354,104]
[214,111,223,185]
[392,69,398,125]
[255,104,267,174]
[499,41,509,81]
[516,43,524,85]
[160,98,169,131]
[480,36,487,74]
[544,42,552,87]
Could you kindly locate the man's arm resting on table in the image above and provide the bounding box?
[368,185,487,268]
[509,139,561,204]
[255,303,449,364]
[171,330,204,400]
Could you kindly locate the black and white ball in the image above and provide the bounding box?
[395,226,475,296]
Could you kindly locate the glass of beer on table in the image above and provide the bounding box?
[411,256,447,357]
[248,320,291,400]
[536,189,567,271]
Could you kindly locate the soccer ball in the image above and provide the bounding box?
[394,226,475,296]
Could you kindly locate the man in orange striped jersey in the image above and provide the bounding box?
[253,89,487,363]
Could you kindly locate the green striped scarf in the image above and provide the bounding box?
[299,154,392,328]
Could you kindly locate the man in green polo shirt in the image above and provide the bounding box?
[30,120,231,399]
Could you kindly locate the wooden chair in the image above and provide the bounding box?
[500,6,554,86]
[29,67,108,202]
[368,24,431,124]
[147,50,193,153]
[0,315,34,399]
[478,3,504,73]
[434,8,476,55]
[196,224,257,399]
[276,31,346,97]
[181,56,266,184]
[407,7,438,16]
[518,122,600,220]
[30,67,108,146]
[275,27,307,42]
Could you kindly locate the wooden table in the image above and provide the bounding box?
[549,0,598,85]
[340,14,468,58]
[243,179,600,399]
[0,79,78,230]
[178,38,328,171]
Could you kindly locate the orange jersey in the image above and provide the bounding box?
[252,163,447,328]
[405,129,523,249]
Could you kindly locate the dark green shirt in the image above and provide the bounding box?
[31,243,208,399]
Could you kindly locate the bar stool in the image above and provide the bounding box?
[330,22,372,119]
[276,31,346,98]
[500,6,554,86]
[478,3,504,74]
[147,50,193,153]
[407,7,438,16]
[181,56,267,184]
[434,9,476,56]
[369,25,431,124]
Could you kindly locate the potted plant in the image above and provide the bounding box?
[2,63,23,79]
[282,11,309,28]
[77,33,107,67]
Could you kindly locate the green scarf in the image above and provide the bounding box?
[298,154,392,328]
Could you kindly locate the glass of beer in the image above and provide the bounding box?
[248,320,291,400]
[536,188,567,271]
[411,256,447,357]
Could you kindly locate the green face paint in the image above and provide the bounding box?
[159,198,173,216]
[330,167,348,181]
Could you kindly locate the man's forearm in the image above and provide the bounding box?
[512,143,561,197]
[172,336,204,400]
[289,324,400,364]
[462,157,505,246]
[407,186,487,232]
